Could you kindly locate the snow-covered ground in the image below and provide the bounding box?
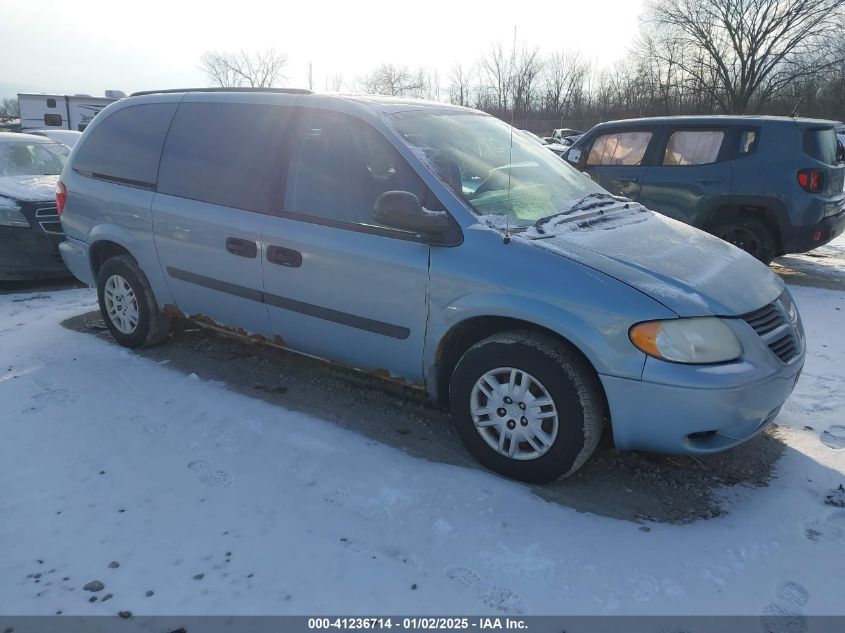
[1,252,844,617]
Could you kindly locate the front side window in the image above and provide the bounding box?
[284,110,440,226]
[73,103,177,187]
[0,141,68,176]
[587,131,652,166]
[388,111,603,228]
[663,130,725,165]
[158,102,290,213]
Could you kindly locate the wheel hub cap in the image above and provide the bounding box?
[104,274,139,335]
[470,367,559,461]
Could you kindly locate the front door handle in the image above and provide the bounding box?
[696,177,724,184]
[226,237,257,258]
[617,176,639,184]
[267,245,302,268]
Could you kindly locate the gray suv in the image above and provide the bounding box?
[566,116,845,263]
[58,89,805,482]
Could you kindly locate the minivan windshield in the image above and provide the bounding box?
[0,140,68,177]
[387,112,604,227]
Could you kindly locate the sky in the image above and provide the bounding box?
[0,0,645,99]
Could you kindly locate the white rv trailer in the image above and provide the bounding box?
[18,91,125,132]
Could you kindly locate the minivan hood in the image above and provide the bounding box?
[0,175,58,203]
[518,209,784,317]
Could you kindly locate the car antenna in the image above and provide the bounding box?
[504,25,517,245]
[789,94,804,118]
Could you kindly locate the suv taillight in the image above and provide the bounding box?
[797,169,824,193]
[56,180,67,215]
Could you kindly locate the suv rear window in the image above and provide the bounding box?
[73,103,177,188]
[803,128,839,165]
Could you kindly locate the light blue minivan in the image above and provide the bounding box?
[57,88,805,482]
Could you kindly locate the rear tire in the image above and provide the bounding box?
[97,255,170,348]
[448,331,605,483]
[710,217,777,265]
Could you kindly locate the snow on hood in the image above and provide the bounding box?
[509,203,784,317]
[0,175,59,203]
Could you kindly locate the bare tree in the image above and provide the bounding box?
[358,63,427,96]
[645,0,845,113]
[480,43,513,112]
[0,98,20,121]
[326,73,344,92]
[199,49,288,88]
[448,62,473,106]
[511,46,543,120]
[542,50,588,117]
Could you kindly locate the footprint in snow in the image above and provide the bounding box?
[760,602,807,633]
[444,566,527,615]
[188,460,233,487]
[22,388,79,414]
[774,581,810,609]
[802,510,845,542]
[760,581,810,633]
[819,425,845,450]
[130,415,168,434]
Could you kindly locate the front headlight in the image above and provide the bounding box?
[629,317,742,364]
[0,205,30,228]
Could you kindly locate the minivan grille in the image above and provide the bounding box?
[742,296,801,363]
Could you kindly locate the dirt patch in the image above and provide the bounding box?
[773,250,845,291]
[62,311,785,524]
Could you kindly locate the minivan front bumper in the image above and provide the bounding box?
[600,357,802,454]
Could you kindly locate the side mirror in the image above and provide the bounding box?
[374,191,453,238]
[566,147,582,165]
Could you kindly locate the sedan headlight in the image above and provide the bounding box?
[629,317,742,364]
[0,205,30,228]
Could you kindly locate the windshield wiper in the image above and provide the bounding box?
[533,193,633,234]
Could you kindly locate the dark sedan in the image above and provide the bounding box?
[0,132,70,280]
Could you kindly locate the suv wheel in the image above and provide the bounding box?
[710,218,777,265]
[449,331,605,483]
[97,255,171,348]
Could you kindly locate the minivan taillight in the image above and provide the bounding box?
[797,169,824,193]
[56,180,67,215]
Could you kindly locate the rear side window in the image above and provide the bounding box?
[803,128,838,165]
[662,130,724,165]
[284,109,440,226]
[586,131,652,166]
[73,103,177,188]
[44,114,63,127]
[739,130,758,154]
[157,102,290,213]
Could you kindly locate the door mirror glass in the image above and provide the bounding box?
[567,147,582,164]
[374,190,451,236]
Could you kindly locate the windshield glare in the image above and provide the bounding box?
[387,112,604,227]
[0,141,68,177]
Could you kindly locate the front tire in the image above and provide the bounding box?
[97,255,170,348]
[449,331,605,483]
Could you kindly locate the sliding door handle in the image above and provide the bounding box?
[226,237,257,258]
[267,245,302,268]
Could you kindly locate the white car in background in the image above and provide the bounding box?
[23,129,83,148]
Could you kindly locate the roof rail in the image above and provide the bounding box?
[130,87,312,97]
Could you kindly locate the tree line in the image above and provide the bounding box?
[201,0,844,132]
